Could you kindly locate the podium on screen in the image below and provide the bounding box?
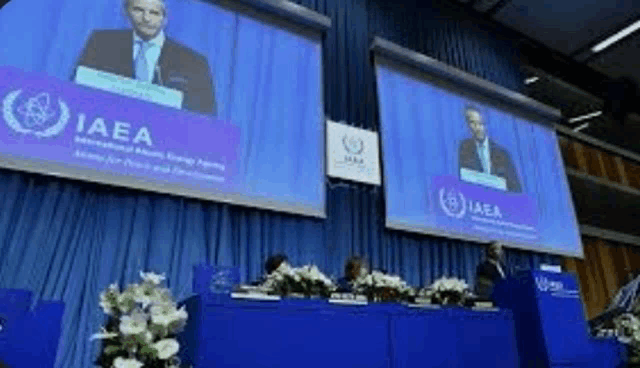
[74,65,184,109]
[460,167,507,191]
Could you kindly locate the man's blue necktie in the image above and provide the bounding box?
[135,41,151,82]
[481,147,490,173]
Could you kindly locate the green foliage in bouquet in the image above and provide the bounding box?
[92,272,187,368]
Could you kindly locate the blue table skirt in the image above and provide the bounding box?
[179,295,519,368]
[0,300,64,368]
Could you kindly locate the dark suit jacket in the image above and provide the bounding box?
[74,29,216,115]
[458,138,522,193]
[474,260,508,299]
[336,277,354,293]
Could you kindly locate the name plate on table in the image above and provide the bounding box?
[230,293,281,301]
[460,168,507,191]
[329,293,368,305]
[471,306,500,312]
[407,303,441,309]
[74,66,184,109]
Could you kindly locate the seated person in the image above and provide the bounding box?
[251,254,289,286]
[591,269,640,333]
[337,256,368,293]
[474,241,508,300]
[605,268,640,313]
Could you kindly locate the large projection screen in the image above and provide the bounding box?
[0,0,328,218]
[372,38,583,258]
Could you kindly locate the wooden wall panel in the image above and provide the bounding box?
[558,136,581,170]
[565,236,640,319]
[599,150,622,183]
[614,156,630,186]
[623,159,640,190]
[571,142,589,173]
[557,134,640,320]
[583,145,606,177]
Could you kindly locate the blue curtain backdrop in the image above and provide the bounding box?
[0,0,560,367]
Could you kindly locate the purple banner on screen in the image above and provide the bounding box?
[0,66,240,191]
[431,175,539,242]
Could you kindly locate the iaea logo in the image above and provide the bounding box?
[342,134,364,155]
[439,187,466,219]
[2,89,70,138]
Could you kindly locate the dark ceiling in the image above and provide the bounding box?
[447,0,640,153]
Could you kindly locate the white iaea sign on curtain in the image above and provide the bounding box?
[326,120,381,185]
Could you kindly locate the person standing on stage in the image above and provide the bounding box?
[474,241,508,299]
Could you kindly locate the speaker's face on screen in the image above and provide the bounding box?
[126,0,167,40]
[490,244,504,261]
[466,109,486,141]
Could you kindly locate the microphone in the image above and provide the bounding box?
[155,65,163,86]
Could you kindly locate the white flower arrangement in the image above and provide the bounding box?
[92,271,187,368]
[261,262,336,297]
[352,271,414,302]
[613,313,640,345]
[424,276,472,306]
[609,312,640,364]
[593,296,640,363]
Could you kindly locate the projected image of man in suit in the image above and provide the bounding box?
[74,0,217,115]
[458,106,522,192]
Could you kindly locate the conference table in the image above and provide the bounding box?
[179,294,519,368]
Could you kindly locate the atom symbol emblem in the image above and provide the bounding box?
[2,89,70,138]
[342,135,364,155]
[16,92,57,129]
[444,189,460,212]
[439,187,466,219]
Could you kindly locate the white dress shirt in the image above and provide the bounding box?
[489,259,505,279]
[133,31,165,82]
[475,137,492,174]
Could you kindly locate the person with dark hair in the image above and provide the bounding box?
[0,360,8,368]
[251,254,289,286]
[337,256,368,292]
[265,254,289,275]
[474,241,508,299]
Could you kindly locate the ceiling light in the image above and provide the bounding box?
[573,122,589,132]
[568,110,602,124]
[525,76,539,85]
[592,19,640,53]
